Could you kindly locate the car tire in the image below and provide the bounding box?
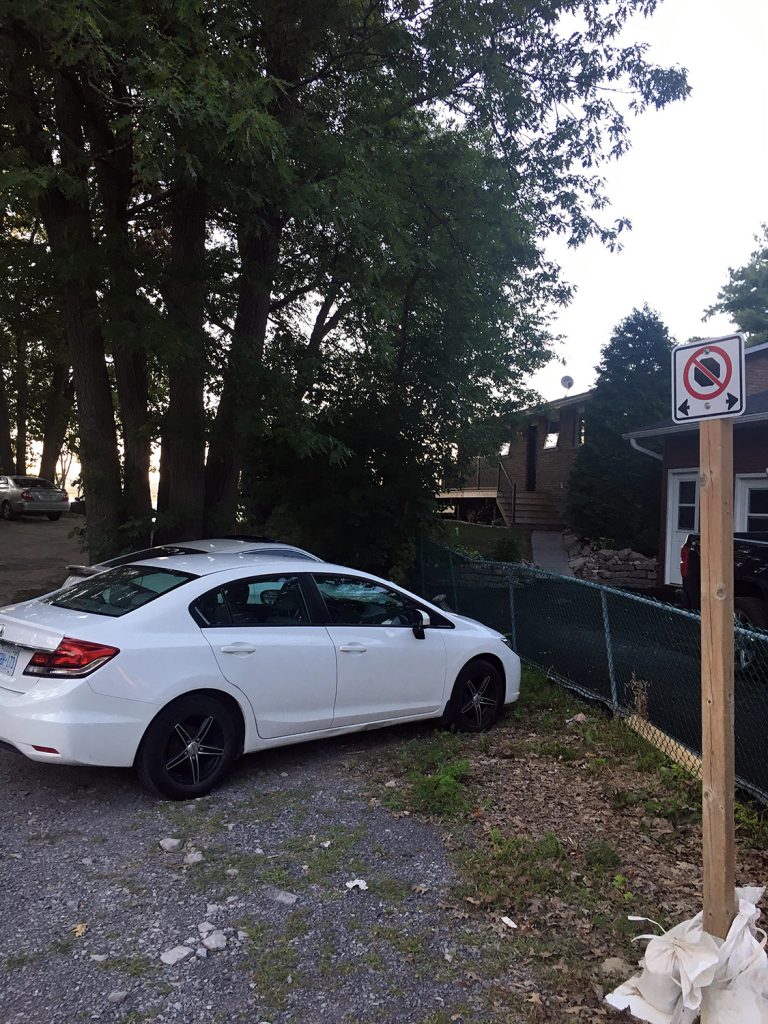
[46,512,62,521]
[734,598,768,674]
[442,658,504,733]
[135,694,237,800]
[1,501,17,521]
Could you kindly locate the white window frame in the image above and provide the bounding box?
[665,468,699,586]
[735,474,768,533]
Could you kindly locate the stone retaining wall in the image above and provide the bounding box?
[563,531,658,589]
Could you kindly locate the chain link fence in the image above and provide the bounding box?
[413,539,768,806]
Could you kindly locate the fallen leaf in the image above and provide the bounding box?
[72,923,89,938]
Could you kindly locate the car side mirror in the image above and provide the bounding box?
[411,608,430,640]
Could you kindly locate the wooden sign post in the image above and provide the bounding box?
[699,417,736,942]
[672,334,745,959]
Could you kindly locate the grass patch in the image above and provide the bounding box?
[433,520,531,562]
[5,952,39,969]
[99,954,156,978]
[381,731,471,818]
[458,829,571,908]
[242,914,309,1012]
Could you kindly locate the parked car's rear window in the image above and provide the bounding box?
[11,476,56,488]
[45,566,195,617]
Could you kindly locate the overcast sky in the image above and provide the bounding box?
[531,0,768,401]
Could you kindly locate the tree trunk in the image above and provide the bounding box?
[7,50,123,557]
[81,74,153,539]
[0,366,14,474]
[13,335,27,474]
[39,360,74,482]
[203,216,283,534]
[156,181,208,542]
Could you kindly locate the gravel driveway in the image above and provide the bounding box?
[0,728,525,1024]
[0,514,84,604]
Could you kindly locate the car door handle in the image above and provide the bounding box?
[339,643,367,653]
[220,643,257,655]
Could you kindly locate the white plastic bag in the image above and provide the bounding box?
[606,887,768,1023]
[701,887,768,1023]
[606,915,718,1023]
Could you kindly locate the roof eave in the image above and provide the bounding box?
[624,409,768,441]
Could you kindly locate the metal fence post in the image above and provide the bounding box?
[447,550,459,611]
[508,571,517,650]
[418,535,426,597]
[601,590,619,714]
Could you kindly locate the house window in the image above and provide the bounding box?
[677,479,697,531]
[573,407,586,446]
[747,488,768,532]
[543,420,559,449]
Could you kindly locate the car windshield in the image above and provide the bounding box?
[44,566,195,617]
[101,546,205,568]
[11,477,56,488]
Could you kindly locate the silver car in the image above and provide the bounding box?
[0,475,70,521]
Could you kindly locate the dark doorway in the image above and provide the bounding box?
[526,425,538,491]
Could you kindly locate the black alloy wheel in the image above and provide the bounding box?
[444,658,503,732]
[1,501,17,521]
[46,512,62,521]
[136,694,237,799]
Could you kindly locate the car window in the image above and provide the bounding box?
[191,575,310,627]
[44,566,195,618]
[11,476,55,488]
[313,575,417,627]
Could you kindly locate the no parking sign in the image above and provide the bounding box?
[672,334,745,423]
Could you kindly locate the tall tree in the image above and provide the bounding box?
[567,306,674,553]
[0,0,690,559]
[706,225,768,347]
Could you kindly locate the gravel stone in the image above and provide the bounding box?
[184,850,204,865]
[160,946,194,966]
[159,838,182,852]
[202,930,227,952]
[263,887,298,906]
[106,991,127,1004]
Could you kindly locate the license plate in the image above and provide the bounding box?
[0,642,19,676]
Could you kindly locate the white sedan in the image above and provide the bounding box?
[0,556,520,799]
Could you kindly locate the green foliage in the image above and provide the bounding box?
[584,840,621,873]
[706,225,768,346]
[1,1,690,557]
[566,305,674,553]
[409,759,471,817]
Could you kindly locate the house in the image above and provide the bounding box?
[438,389,591,529]
[626,341,768,587]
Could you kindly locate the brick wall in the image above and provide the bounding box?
[500,405,585,516]
[747,348,768,395]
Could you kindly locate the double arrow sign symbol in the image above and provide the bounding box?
[677,393,739,417]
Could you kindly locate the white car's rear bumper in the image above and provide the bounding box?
[0,676,155,767]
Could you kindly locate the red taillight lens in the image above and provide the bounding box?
[24,637,119,678]
[680,545,689,579]
[20,489,33,501]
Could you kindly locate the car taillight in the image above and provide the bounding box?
[20,489,33,501]
[680,545,689,579]
[24,637,119,678]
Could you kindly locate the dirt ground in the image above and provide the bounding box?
[0,513,86,605]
